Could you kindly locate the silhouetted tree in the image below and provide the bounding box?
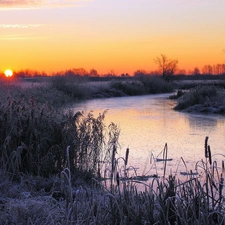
[89,69,99,77]
[202,65,213,75]
[15,69,47,78]
[212,64,225,75]
[193,67,201,75]
[134,69,148,77]
[106,69,118,77]
[65,68,88,77]
[154,54,178,81]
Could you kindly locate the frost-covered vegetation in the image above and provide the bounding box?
[0,80,224,224]
[174,85,225,114]
[49,75,175,99]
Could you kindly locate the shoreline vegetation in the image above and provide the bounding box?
[0,75,225,224]
[172,85,225,114]
[3,74,225,113]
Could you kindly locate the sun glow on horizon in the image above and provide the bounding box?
[0,1,224,75]
[4,69,13,77]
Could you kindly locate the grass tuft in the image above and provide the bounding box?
[175,85,225,112]
[0,81,224,224]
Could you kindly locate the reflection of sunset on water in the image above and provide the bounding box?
[72,94,225,180]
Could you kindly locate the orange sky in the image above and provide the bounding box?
[0,0,225,75]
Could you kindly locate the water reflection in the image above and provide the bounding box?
[70,94,225,178]
[186,113,225,130]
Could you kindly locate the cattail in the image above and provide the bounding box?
[205,136,209,158]
[163,143,168,177]
[208,145,212,165]
[222,160,225,172]
[111,145,116,173]
[116,171,120,187]
[125,147,129,166]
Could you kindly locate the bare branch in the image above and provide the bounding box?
[154,54,178,81]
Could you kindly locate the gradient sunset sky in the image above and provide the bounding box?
[0,0,225,75]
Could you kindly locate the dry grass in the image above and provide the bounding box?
[0,81,224,224]
[175,85,225,112]
[0,81,121,177]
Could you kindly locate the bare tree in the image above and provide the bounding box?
[202,65,213,75]
[90,69,99,77]
[193,67,200,75]
[154,54,178,81]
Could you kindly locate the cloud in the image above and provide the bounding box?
[0,0,40,8]
[0,24,43,28]
[0,33,48,40]
[0,0,92,9]
[45,0,92,7]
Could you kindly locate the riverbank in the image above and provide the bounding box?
[0,80,225,224]
[174,85,225,114]
[1,76,177,111]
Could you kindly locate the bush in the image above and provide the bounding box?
[174,85,224,110]
[139,76,175,94]
[109,77,175,96]
[50,75,89,100]
[110,81,146,96]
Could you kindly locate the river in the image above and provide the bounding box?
[69,93,225,180]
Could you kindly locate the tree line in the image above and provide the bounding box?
[3,54,225,80]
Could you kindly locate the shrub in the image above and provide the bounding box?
[110,81,146,96]
[109,77,175,96]
[50,75,89,100]
[138,76,175,94]
[174,85,225,110]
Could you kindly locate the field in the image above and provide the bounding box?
[0,77,224,224]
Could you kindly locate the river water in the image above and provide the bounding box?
[70,94,225,179]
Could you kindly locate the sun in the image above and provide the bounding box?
[4,69,13,77]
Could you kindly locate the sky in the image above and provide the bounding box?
[0,0,225,75]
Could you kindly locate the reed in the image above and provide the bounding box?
[175,85,225,111]
[1,133,225,225]
[0,82,224,224]
[0,85,120,178]
[50,75,89,100]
